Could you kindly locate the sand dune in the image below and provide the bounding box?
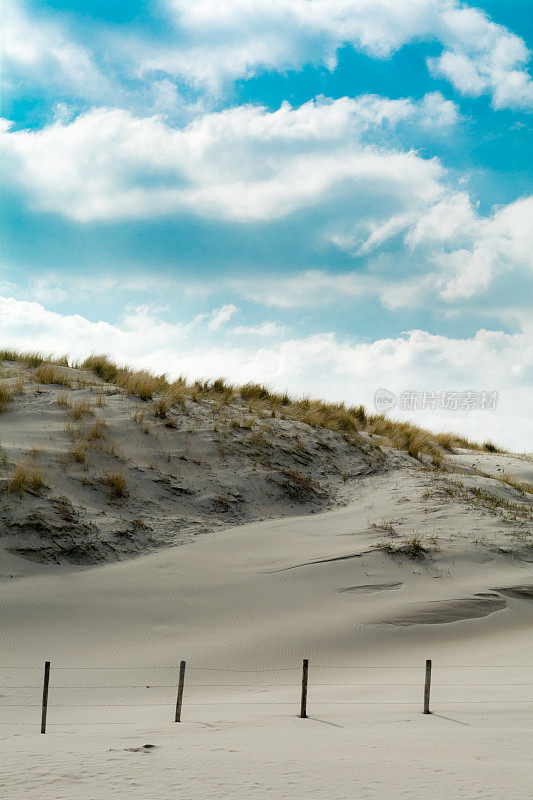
[1,360,532,798]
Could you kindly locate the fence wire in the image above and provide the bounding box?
[2,661,532,730]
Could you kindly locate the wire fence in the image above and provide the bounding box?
[2,661,532,731]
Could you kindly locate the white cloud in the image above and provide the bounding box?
[325,193,533,305]
[428,5,533,109]
[232,322,286,337]
[0,293,530,450]
[0,95,448,223]
[207,304,239,330]
[151,0,533,109]
[2,0,109,101]
[5,1,532,112]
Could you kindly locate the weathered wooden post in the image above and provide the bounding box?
[300,659,308,718]
[175,660,186,722]
[423,659,432,714]
[41,661,50,734]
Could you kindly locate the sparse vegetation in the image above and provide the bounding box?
[33,363,72,387]
[85,419,107,441]
[278,468,320,502]
[500,472,533,494]
[0,383,12,412]
[482,440,502,453]
[103,471,127,500]
[71,441,87,463]
[1,350,508,463]
[81,354,118,382]
[0,350,68,369]
[6,462,45,495]
[213,494,231,512]
[68,399,94,420]
[376,535,427,559]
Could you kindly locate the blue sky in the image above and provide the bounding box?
[1,0,532,447]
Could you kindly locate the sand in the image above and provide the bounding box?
[1,363,533,798]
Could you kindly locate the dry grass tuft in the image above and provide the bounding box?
[368,416,440,460]
[482,440,503,453]
[7,462,45,494]
[435,432,458,451]
[33,363,72,386]
[81,354,118,382]
[103,471,127,500]
[69,399,94,420]
[71,441,87,463]
[116,368,167,401]
[0,383,12,412]
[85,419,107,441]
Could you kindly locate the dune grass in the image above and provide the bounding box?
[103,471,127,500]
[6,462,45,494]
[0,349,69,369]
[2,350,505,461]
[68,399,94,420]
[33,363,72,387]
[0,383,12,412]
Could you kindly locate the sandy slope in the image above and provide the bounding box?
[1,362,533,798]
[2,452,533,798]
[0,362,380,566]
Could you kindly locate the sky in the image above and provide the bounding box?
[1,0,532,449]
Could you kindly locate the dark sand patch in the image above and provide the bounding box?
[338,581,403,594]
[382,596,506,626]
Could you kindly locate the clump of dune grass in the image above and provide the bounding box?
[103,471,127,500]
[33,363,72,387]
[115,368,168,401]
[85,419,107,441]
[278,468,320,501]
[71,441,87,463]
[153,379,191,417]
[482,440,503,453]
[81,354,118,382]
[377,534,427,559]
[435,432,459,451]
[7,462,45,494]
[367,415,441,460]
[0,383,12,412]
[57,391,70,407]
[68,399,94,420]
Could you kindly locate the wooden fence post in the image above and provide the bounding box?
[41,661,50,734]
[423,659,432,714]
[300,659,308,718]
[175,660,186,722]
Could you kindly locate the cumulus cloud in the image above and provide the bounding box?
[2,0,110,101]
[5,0,532,111]
[0,95,449,223]
[0,294,530,449]
[152,0,533,109]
